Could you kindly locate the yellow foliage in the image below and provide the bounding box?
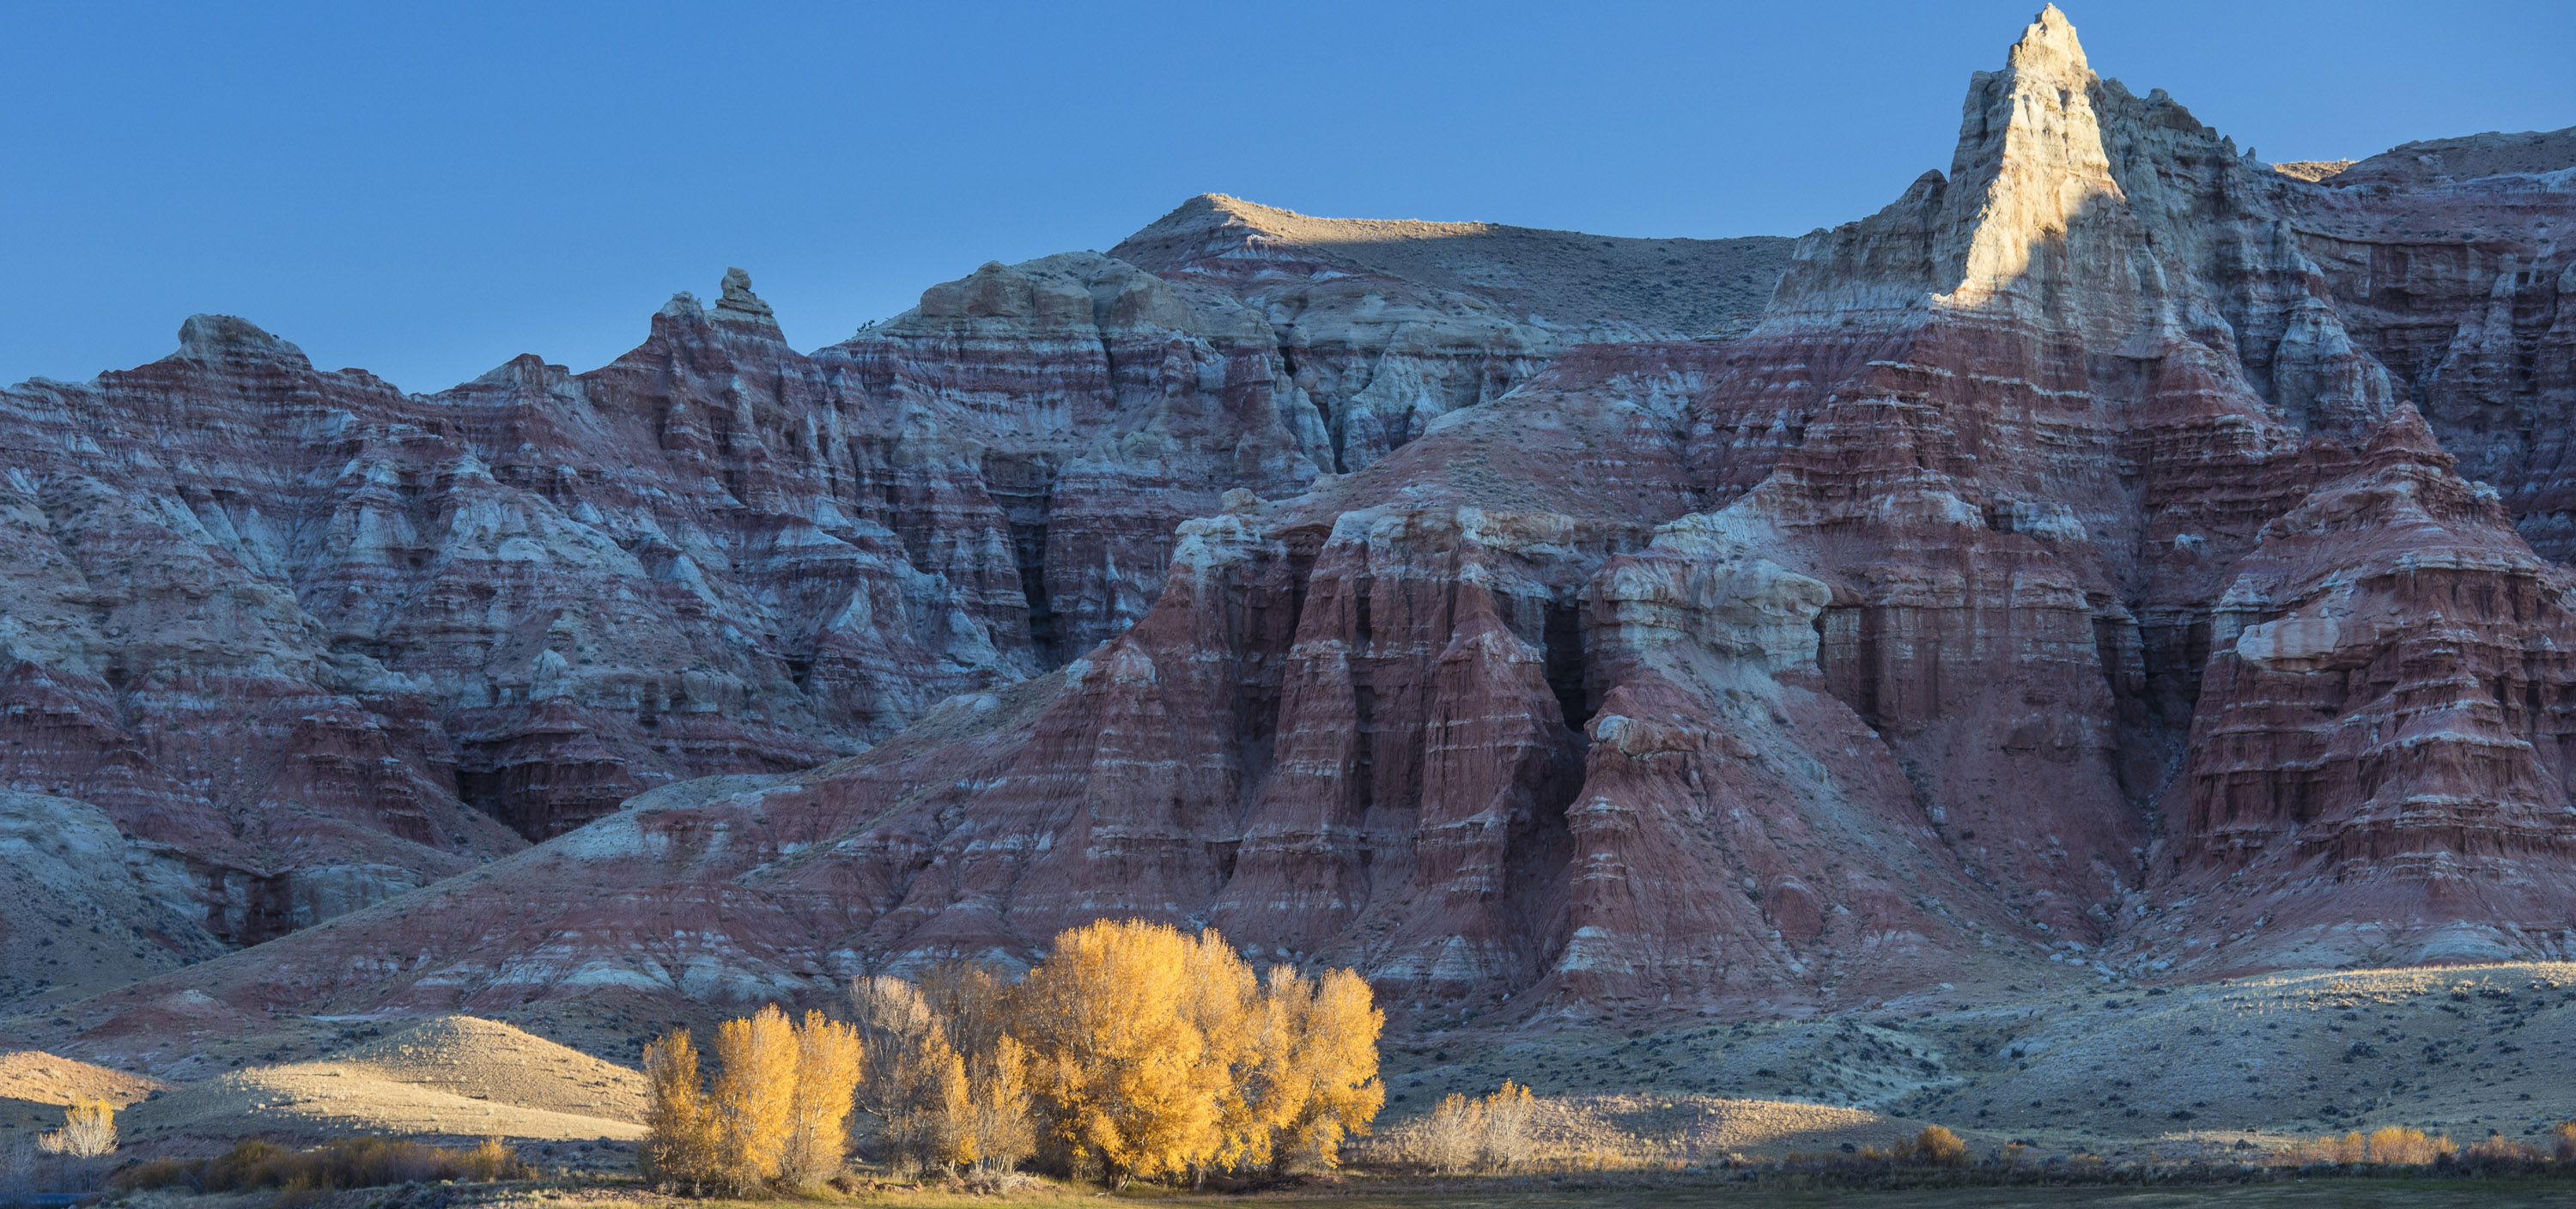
[2365,1126,2451,1165]
[641,1029,718,1191]
[1272,966,1386,1170]
[2555,1120,2576,1161]
[1911,1125,1967,1167]
[930,1044,978,1170]
[39,1097,117,1158]
[641,1008,878,1193]
[710,1005,800,1193]
[781,1010,865,1188]
[970,1034,1039,1174]
[2292,1125,2463,1166]
[848,920,1385,1186]
[1012,920,1231,1185]
[460,1138,517,1182]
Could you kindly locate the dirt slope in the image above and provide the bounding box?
[124,1015,644,1145]
[1111,193,1793,336]
[1406,963,2576,1158]
[0,1049,167,1139]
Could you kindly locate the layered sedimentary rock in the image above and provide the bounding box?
[0,791,228,1004]
[15,7,2576,1042]
[1109,197,1792,472]
[2164,409,2576,966]
[0,212,1787,975]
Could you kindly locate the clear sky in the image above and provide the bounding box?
[4,1,2569,393]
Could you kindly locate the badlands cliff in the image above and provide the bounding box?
[5,7,2575,1046]
[0,202,1784,956]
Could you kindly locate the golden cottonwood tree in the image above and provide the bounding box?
[641,1030,719,1191]
[970,1035,1039,1173]
[783,1011,866,1188]
[644,1006,868,1194]
[710,1005,800,1193]
[1271,966,1387,1170]
[39,1099,117,1158]
[1011,920,1231,1185]
[848,920,1383,1187]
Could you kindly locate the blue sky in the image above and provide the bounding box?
[4,1,2569,393]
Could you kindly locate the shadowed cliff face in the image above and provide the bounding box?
[10,6,2576,1041]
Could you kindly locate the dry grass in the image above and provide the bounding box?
[124,1016,646,1145]
[1382,963,2576,1158]
[0,1048,166,1136]
[116,1135,532,1194]
[1359,1090,1962,1170]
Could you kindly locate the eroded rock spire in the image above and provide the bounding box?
[1935,3,2119,307]
[712,266,781,333]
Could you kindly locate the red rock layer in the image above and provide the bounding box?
[2157,408,2576,968]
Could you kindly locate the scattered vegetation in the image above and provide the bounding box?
[2283,1126,2457,1165]
[112,1136,529,1194]
[2272,1122,2576,1172]
[1911,1125,1970,1167]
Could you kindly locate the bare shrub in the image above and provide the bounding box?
[852,975,957,1176]
[2459,1133,2542,1166]
[1,1133,36,1205]
[1477,1080,1534,1170]
[1415,1092,1483,1175]
[112,1157,196,1193]
[1399,1081,1534,1175]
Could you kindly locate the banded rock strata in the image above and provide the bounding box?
[11,6,2576,1046]
[0,202,1784,970]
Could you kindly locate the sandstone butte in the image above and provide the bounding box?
[3,7,2573,1051]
